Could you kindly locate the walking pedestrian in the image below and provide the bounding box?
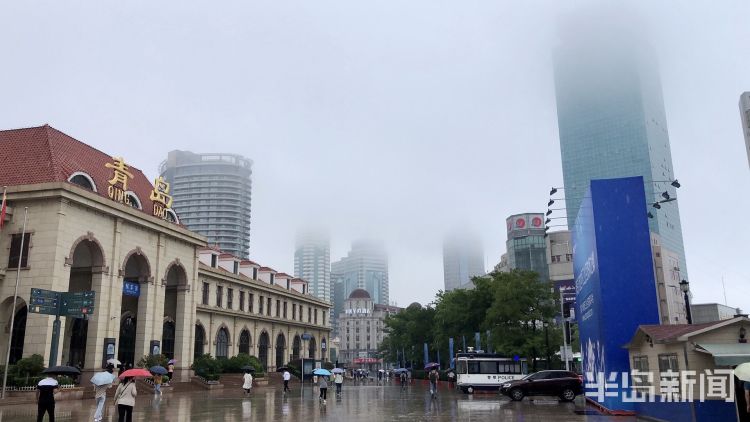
[429,368,439,398]
[153,373,162,395]
[93,364,115,422]
[318,375,328,404]
[36,374,59,422]
[282,370,291,393]
[334,372,343,397]
[114,376,137,422]
[242,369,253,396]
[167,361,174,385]
[399,371,407,391]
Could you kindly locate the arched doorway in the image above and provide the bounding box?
[258,332,269,370]
[118,251,150,367]
[162,263,187,360]
[162,320,175,359]
[292,335,301,361]
[62,238,105,368]
[275,333,285,368]
[239,330,251,355]
[216,327,229,359]
[194,325,205,359]
[10,305,27,364]
[308,337,316,360]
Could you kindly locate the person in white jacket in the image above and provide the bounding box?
[242,369,254,396]
[114,377,137,422]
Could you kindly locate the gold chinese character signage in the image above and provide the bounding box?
[104,157,177,223]
[105,156,135,206]
[150,177,174,221]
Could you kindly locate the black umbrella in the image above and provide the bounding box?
[276,366,290,372]
[241,366,256,372]
[43,365,81,376]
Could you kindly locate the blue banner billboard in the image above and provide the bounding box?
[573,176,660,411]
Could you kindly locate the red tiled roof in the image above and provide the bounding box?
[291,278,307,284]
[275,272,292,278]
[638,321,719,342]
[258,267,276,272]
[240,260,260,266]
[0,125,158,217]
[218,253,236,259]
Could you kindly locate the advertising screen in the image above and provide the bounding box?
[573,176,660,411]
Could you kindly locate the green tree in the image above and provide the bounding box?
[485,270,560,371]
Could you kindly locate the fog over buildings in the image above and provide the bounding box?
[1,1,748,310]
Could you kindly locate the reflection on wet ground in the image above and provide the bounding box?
[0,381,634,421]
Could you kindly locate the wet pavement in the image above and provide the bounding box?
[0,381,635,421]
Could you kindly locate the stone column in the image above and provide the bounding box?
[173,287,190,382]
[82,269,110,376]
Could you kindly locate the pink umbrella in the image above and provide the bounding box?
[118,368,152,379]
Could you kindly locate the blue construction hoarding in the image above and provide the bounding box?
[573,176,660,411]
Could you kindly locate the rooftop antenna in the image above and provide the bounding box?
[722,275,727,306]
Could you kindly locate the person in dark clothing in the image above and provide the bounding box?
[36,375,59,422]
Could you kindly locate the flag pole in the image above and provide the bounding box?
[2,206,28,399]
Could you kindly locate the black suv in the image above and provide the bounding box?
[499,370,582,402]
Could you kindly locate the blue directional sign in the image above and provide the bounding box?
[123,280,140,297]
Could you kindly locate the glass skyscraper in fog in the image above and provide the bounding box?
[553,24,688,277]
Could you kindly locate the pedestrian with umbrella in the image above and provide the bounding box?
[425,363,440,398]
[91,364,116,422]
[150,366,167,396]
[332,368,345,397]
[276,366,291,394]
[36,366,80,422]
[36,374,59,422]
[242,367,254,396]
[313,369,331,404]
[166,359,176,385]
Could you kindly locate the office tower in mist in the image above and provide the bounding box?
[740,92,750,168]
[442,231,485,291]
[294,229,331,302]
[331,239,389,325]
[553,20,688,277]
[160,150,253,258]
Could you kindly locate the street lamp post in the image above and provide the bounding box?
[679,279,693,324]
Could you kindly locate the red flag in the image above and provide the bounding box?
[0,187,6,229]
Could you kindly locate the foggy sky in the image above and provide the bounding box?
[1,1,748,310]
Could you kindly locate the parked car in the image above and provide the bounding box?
[499,370,582,402]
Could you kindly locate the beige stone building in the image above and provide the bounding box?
[195,249,331,371]
[337,289,400,370]
[0,125,330,381]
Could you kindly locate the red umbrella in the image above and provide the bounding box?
[118,368,152,379]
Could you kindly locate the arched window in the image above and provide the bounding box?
[67,172,97,192]
[308,337,316,360]
[165,209,179,224]
[194,325,205,359]
[9,306,27,364]
[276,333,286,368]
[216,327,229,358]
[125,191,142,210]
[239,330,251,355]
[258,332,269,370]
[292,336,301,361]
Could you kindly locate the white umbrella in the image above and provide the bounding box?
[107,358,121,366]
[734,363,750,381]
[38,378,59,387]
[91,371,116,386]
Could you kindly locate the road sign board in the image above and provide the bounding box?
[301,333,312,341]
[60,291,95,318]
[29,288,61,316]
